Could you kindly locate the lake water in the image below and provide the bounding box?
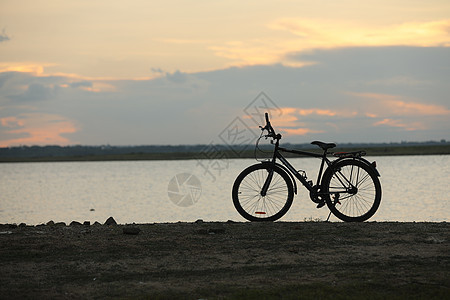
[0,155,449,225]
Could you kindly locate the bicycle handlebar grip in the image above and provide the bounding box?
[264,112,275,135]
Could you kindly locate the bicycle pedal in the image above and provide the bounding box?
[316,202,326,209]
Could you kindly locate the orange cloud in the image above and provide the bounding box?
[0,62,152,85]
[0,113,78,147]
[274,107,341,120]
[269,19,450,48]
[263,107,345,137]
[211,19,450,68]
[76,82,117,93]
[298,109,337,116]
[270,107,300,127]
[386,100,450,116]
[1,116,25,128]
[281,127,323,136]
[0,63,47,75]
[266,107,336,137]
[349,92,450,116]
[373,118,426,131]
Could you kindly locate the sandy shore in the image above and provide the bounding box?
[0,221,448,299]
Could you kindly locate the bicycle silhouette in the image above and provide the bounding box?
[232,113,382,222]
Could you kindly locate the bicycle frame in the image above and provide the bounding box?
[265,137,331,194]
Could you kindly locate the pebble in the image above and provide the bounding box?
[123,227,141,235]
[104,217,117,226]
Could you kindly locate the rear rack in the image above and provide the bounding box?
[332,151,366,158]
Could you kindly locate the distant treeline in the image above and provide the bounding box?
[0,145,208,158]
[0,141,449,162]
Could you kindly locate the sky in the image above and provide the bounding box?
[0,0,449,147]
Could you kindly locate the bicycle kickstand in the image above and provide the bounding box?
[326,193,340,222]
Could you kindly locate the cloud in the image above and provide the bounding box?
[389,100,450,116]
[151,67,164,74]
[282,127,323,136]
[269,107,354,138]
[0,28,10,43]
[0,71,61,102]
[166,70,188,84]
[208,19,450,68]
[0,113,78,147]
[298,109,337,117]
[270,18,450,48]
[1,46,449,146]
[0,63,49,75]
[12,83,55,102]
[373,118,426,131]
[348,92,450,117]
[1,116,24,128]
[69,81,92,89]
[366,76,433,87]
[0,68,115,102]
[288,46,450,81]
[273,107,340,124]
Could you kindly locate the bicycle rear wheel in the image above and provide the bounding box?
[322,159,381,222]
[232,163,294,221]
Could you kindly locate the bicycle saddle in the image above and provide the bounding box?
[311,141,336,150]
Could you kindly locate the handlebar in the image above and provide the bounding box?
[261,112,281,141]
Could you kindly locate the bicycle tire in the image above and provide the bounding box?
[322,159,381,222]
[232,163,294,222]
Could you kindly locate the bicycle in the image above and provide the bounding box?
[232,113,382,222]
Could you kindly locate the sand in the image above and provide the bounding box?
[0,221,448,299]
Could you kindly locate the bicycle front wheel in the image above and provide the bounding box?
[322,159,381,222]
[232,163,294,222]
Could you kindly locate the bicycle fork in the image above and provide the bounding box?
[260,169,274,197]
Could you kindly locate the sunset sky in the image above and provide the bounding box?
[1,0,449,146]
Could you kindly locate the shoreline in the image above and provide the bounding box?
[1,218,449,227]
[1,144,450,163]
[1,221,448,299]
